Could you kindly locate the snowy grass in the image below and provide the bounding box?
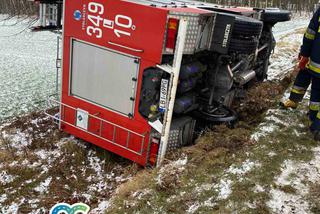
[268,28,305,81]
[0,112,135,213]
[0,15,57,121]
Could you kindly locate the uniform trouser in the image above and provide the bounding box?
[289,69,320,126]
[289,69,311,103]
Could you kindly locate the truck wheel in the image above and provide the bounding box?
[262,9,291,23]
[194,106,238,124]
[232,15,263,38]
[229,38,258,54]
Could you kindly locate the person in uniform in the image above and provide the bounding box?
[281,8,320,140]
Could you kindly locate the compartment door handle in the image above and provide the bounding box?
[108,41,144,53]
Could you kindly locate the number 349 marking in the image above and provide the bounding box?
[86,2,135,39]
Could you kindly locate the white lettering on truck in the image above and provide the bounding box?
[86,2,136,39]
[222,24,231,48]
[159,79,169,112]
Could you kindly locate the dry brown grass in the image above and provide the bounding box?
[309,183,320,213]
[115,169,155,199]
[234,67,299,124]
[183,126,254,166]
[0,110,137,212]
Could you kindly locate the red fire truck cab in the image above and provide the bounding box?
[43,0,291,166]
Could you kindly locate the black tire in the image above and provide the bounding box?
[194,106,238,124]
[262,9,291,23]
[229,38,259,54]
[233,15,263,38]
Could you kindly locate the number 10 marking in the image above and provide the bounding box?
[114,15,136,38]
[86,2,136,39]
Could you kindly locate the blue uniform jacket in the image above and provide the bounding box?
[301,8,320,75]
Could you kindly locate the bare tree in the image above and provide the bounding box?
[0,0,37,17]
[0,0,319,17]
[206,0,319,12]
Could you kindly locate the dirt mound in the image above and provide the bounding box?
[235,68,298,124]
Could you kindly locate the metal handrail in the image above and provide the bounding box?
[45,98,146,156]
[48,98,145,137]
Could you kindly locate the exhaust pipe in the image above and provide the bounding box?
[234,70,256,85]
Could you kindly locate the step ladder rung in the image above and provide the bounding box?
[157,64,173,74]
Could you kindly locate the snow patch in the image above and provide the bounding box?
[227,159,258,178]
[0,171,16,185]
[1,198,25,214]
[203,197,216,208]
[132,189,152,200]
[35,149,61,165]
[268,147,320,213]
[0,194,7,203]
[91,201,110,213]
[214,179,232,200]
[187,203,200,214]
[268,189,310,214]
[34,177,52,194]
[28,199,40,209]
[251,123,278,141]
[251,109,297,141]
[156,157,188,186]
[1,130,31,150]
[254,184,265,193]
[195,183,213,193]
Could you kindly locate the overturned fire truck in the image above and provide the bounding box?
[39,0,291,166]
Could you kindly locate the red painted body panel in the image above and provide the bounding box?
[61,0,214,166]
[61,0,169,166]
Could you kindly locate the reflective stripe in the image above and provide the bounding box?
[310,105,319,111]
[305,28,316,40]
[291,85,306,95]
[307,28,316,35]
[292,85,307,91]
[310,101,320,106]
[310,102,320,111]
[310,60,320,68]
[307,60,320,73]
[305,32,315,40]
[291,88,306,95]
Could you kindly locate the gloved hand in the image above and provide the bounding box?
[298,54,309,70]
